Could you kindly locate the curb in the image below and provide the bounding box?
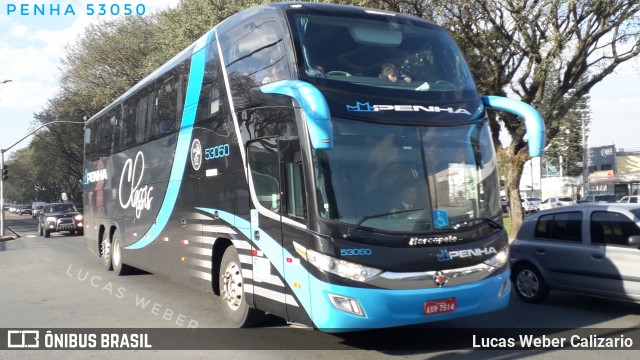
[2,224,21,241]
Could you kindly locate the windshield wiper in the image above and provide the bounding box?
[342,208,424,239]
[448,217,502,230]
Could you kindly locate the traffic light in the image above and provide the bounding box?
[1,165,7,181]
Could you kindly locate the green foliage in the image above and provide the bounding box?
[59,15,162,113]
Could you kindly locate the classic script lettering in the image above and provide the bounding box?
[118,151,153,218]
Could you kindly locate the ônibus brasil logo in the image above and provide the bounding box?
[346,102,471,115]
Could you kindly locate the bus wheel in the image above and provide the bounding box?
[111,233,132,276]
[219,246,265,327]
[101,235,113,271]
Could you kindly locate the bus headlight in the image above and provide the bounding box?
[483,247,509,268]
[294,242,382,282]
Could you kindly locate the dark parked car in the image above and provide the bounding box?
[31,205,44,218]
[19,205,32,216]
[510,204,640,304]
[501,196,509,212]
[38,203,84,238]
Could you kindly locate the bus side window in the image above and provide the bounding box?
[154,61,188,138]
[221,20,289,110]
[90,111,115,160]
[135,91,154,144]
[280,139,306,220]
[195,37,230,136]
[248,138,280,212]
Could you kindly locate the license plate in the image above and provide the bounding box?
[424,298,456,315]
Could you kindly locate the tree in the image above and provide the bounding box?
[420,0,640,234]
[544,92,591,178]
[58,15,162,113]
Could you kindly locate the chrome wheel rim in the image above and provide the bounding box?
[221,261,243,311]
[112,238,121,267]
[101,239,111,264]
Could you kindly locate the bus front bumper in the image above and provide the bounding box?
[309,269,510,331]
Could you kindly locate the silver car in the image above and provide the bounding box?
[618,195,640,204]
[539,196,575,211]
[510,204,640,303]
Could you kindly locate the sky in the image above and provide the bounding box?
[1,0,639,157]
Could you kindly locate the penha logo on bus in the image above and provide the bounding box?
[346,102,471,115]
[437,247,497,261]
[84,168,108,184]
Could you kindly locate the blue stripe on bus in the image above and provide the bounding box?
[125,32,212,250]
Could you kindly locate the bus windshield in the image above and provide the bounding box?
[313,119,500,233]
[288,11,476,92]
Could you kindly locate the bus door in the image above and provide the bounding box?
[277,138,310,322]
[247,137,308,322]
[247,137,288,319]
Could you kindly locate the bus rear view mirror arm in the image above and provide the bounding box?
[481,96,545,158]
[260,80,333,150]
[249,87,293,107]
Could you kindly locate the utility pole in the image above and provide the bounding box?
[1,121,85,238]
[0,79,13,238]
[581,117,588,197]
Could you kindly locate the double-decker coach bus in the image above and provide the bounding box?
[83,2,544,331]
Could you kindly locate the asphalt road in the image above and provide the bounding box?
[1,212,639,359]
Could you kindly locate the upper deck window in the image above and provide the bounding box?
[287,11,476,93]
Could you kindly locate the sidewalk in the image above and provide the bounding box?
[1,225,19,241]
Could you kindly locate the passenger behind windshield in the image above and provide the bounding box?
[290,12,476,93]
[379,63,412,84]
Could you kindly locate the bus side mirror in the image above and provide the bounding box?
[259,80,332,149]
[481,96,545,158]
[249,88,293,107]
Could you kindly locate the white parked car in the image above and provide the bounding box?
[539,196,575,210]
[618,195,640,204]
[521,197,541,213]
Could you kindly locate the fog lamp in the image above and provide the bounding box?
[328,294,365,316]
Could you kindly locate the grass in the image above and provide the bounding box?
[502,213,511,235]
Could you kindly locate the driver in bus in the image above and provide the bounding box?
[379,63,412,84]
[392,186,417,212]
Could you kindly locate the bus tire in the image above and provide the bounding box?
[112,232,132,276]
[101,234,113,271]
[219,246,265,327]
